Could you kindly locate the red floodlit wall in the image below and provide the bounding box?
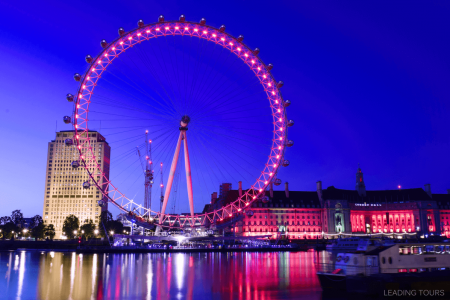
[350,210,416,233]
[440,210,450,238]
[239,208,322,239]
[427,212,436,233]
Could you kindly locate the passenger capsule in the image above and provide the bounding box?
[85,55,93,64]
[274,178,282,186]
[253,48,260,56]
[261,196,270,203]
[71,160,80,168]
[246,210,254,217]
[158,15,164,22]
[83,181,91,189]
[118,27,125,36]
[138,19,144,27]
[288,120,294,127]
[219,25,226,32]
[267,64,273,71]
[237,35,244,42]
[282,160,290,167]
[63,116,71,124]
[200,18,206,25]
[179,15,186,22]
[97,200,106,207]
[284,100,291,107]
[74,73,81,82]
[100,39,108,48]
[64,138,73,146]
[277,81,284,88]
[287,140,294,147]
[66,93,74,102]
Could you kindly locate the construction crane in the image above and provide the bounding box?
[136,130,153,218]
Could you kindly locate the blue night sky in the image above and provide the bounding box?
[1,0,449,218]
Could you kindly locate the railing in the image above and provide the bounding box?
[315,263,379,276]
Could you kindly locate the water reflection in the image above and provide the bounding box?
[0,251,324,300]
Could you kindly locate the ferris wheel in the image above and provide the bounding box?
[64,15,294,230]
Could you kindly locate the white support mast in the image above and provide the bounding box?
[160,115,195,226]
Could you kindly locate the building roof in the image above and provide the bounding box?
[433,193,450,209]
[322,186,432,203]
[58,130,99,133]
[364,245,395,255]
[221,189,321,208]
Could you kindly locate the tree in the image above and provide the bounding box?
[99,211,113,224]
[0,216,12,225]
[45,224,55,240]
[97,211,114,237]
[3,222,19,239]
[11,210,24,227]
[80,219,96,239]
[106,219,124,236]
[31,215,43,228]
[31,222,45,240]
[62,215,80,238]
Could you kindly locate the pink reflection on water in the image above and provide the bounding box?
[0,251,324,300]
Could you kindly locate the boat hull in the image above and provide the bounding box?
[319,271,450,295]
[317,272,347,291]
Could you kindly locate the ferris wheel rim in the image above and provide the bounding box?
[72,18,289,229]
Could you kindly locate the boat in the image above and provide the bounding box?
[325,237,393,252]
[317,242,450,295]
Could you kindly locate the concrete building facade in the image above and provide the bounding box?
[42,130,110,238]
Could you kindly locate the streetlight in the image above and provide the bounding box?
[81,230,85,234]
[110,231,114,235]
[94,229,99,235]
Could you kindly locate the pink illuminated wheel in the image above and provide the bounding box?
[68,16,293,230]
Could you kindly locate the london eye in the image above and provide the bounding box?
[64,15,294,230]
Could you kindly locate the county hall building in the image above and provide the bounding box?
[207,166,450,239]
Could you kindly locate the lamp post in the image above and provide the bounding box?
[94,229,99,235]
[73,230,77,239]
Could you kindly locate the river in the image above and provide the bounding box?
[0,250,331,300]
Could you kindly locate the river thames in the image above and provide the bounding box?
[0,250,337,300]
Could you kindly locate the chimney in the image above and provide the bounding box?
[239,181,242,197]
[424,184,432,198]
[270,182,273,198]
[316,180,323,202]
[316,181,324,208]
[285,182,289,198]
[211,192,218,204]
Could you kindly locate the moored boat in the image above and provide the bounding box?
[317,242,450,295]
